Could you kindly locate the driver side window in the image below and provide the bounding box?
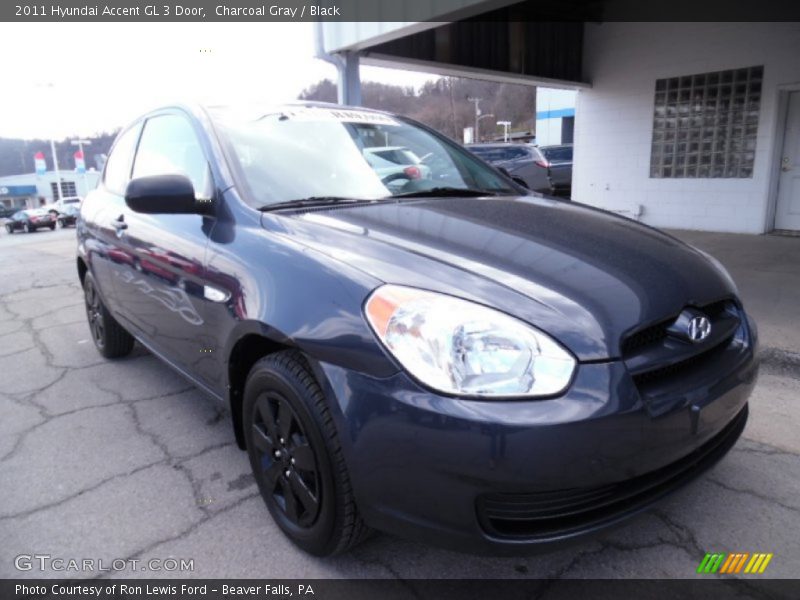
[132,114,210,197]
[104,124,141,195]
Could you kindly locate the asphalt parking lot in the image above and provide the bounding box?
[1,226,799,580]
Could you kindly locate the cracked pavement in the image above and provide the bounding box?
[1,227,798,580]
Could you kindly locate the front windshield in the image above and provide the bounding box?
[211,106,518,208]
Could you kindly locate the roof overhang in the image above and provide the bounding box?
[361,52,591,89]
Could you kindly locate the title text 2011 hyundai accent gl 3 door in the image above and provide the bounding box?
[77,103,758,556]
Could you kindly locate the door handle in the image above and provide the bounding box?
[113,215,128,231]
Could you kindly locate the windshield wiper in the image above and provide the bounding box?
[259,197,380,211]
[390,187,503,199]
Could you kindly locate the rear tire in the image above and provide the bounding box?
[243,350,370,556]
[25,223,34,233]
[49,223,56,230]
[83,271,135,358]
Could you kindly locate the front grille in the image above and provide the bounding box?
[621,320,670,355]
[621,299,731,355]
[476,405,747,539]
[632,334,734,388]
[620,299,744,404]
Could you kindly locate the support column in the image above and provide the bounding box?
[337,51,362,106]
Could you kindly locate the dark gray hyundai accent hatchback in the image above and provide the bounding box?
[77,103,758,556]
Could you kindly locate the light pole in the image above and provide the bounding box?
[35,82,64,203]
[71,139,92,198]
[50,138,63,202]
[477,114,495,142]
[467,96,481,143]
[497,120,512,142]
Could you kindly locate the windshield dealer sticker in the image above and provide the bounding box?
[280,108,400,126]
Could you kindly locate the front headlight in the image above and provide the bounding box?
[364,285,576,398]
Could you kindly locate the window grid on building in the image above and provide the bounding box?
[51,181,77,198]
[650,65,762,179]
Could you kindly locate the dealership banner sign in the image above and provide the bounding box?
[73,149,85,173]
[34,151,46,175]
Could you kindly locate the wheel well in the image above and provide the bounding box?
[77,257,87,284]
[228,334,291,449]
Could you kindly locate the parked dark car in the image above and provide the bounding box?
[467,142,554,194]
[78,103,757,557]
[5,208,56,233]
[56,204,80,228]
[540,143,573,197]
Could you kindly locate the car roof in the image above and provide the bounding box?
[203,101,399,123]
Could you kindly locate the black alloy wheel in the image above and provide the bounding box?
[251,390,321,528]
[82,271,135,358]
[85,276,105,349]
[243,351,369,556]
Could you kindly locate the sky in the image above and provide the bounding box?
[0,22,438,140]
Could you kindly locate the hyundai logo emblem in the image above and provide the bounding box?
[687,316,712,342]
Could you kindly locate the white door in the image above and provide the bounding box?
[775,92,800,231]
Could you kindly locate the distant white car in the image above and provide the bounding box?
[363,146,431,187]
[54,196,82,209]
[45,196,83,215]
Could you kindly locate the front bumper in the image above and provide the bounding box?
[314,320,758,555]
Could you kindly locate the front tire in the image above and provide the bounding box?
[49,223,56,230]
[243,351,369,556]
[83,271,135,358]
[25,223,34,233]
[5,224,12,234]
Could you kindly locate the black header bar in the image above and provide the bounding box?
[3,0,800,22]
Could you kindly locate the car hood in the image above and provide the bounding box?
[264,196,737,361]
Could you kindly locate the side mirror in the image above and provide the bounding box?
[125,174,207,214]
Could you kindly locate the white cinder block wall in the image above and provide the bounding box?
[573,22,800,233]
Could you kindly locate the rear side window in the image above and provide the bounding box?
[104,124,141,195]
[471,146,529,162]
[133,114,209,195]
[541,146,573,162]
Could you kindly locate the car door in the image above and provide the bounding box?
[110,111,214,378]
[80,121,143,315]
[10,212,23,231]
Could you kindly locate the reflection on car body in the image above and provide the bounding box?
[116,270,203,326]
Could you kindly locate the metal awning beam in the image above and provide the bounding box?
[361,52,592,90]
